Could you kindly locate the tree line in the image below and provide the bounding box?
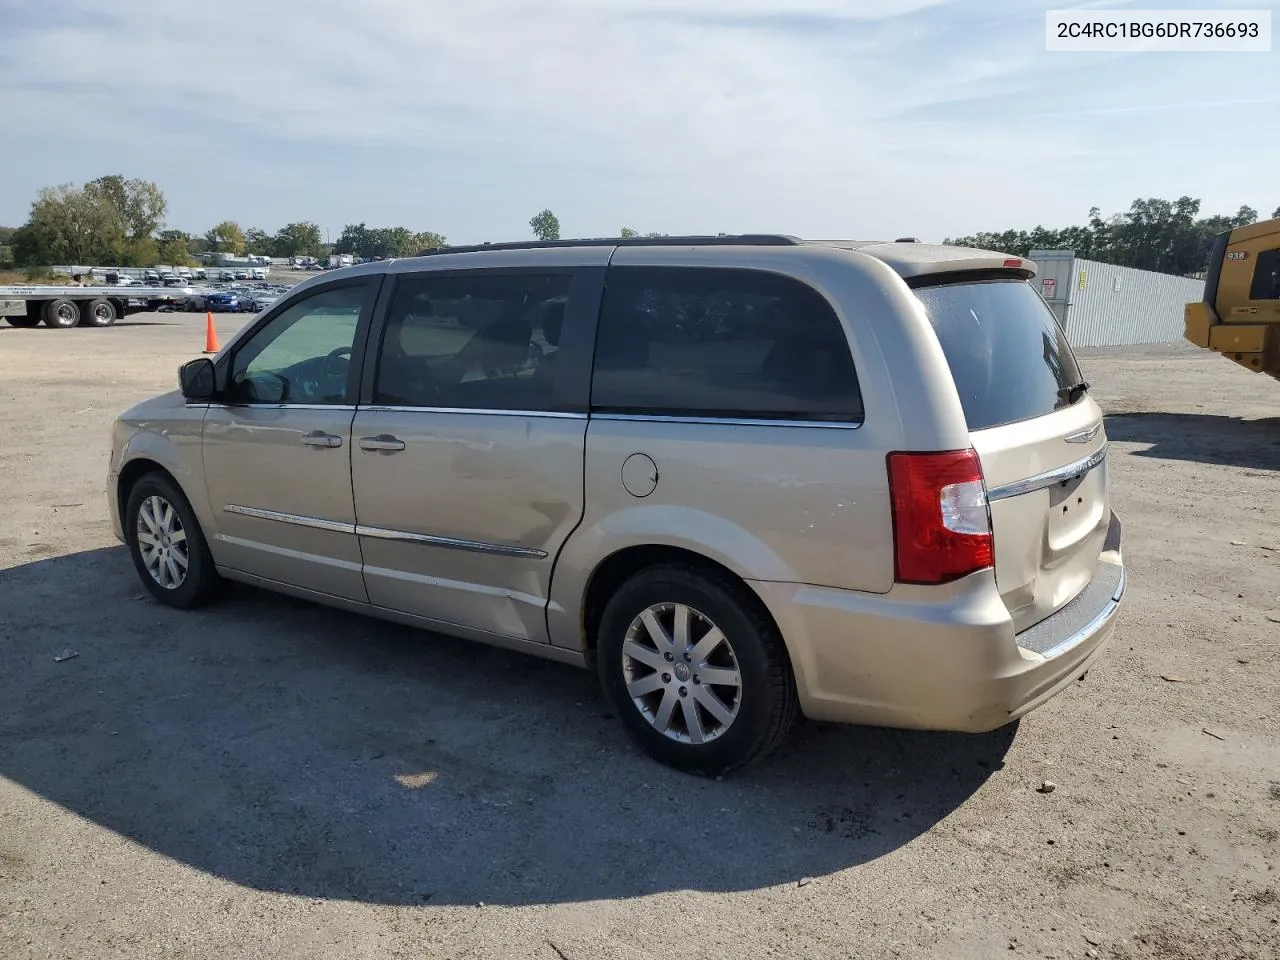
[3,175,1272,279]
[945,198,1278,277]
[0,175,462,270]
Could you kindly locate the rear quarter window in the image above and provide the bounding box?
[913,278,1085,431]
[591,266,863,423]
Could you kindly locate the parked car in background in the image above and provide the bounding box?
[238,290,280,313]
[203,291,240,313]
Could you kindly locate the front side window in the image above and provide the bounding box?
[229,284,368,404]
[373,272,572,410]
[1249,248,1280,301]
[590,267,863,422]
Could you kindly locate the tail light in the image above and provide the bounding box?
[887,449,993,585]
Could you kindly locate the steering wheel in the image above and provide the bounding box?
[319,346,353,386]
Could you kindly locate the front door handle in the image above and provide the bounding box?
[301,431,343,448]
[359,434,406,453]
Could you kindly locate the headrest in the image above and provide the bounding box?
[542,301,565,346]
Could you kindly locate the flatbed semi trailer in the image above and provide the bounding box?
[0,285,196,329]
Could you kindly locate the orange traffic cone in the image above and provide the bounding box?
[203,311,220,354]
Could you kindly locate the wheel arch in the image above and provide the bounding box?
[548,503,799,656]
[116,457,184,532]
[577,544,789,664]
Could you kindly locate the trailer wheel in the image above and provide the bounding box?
[42,298,81,329]
[4,316,40,328]
[83,298,118,327]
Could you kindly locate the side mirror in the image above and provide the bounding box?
[179,358,216,402]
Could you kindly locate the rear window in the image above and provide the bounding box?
[913,278,1084,431]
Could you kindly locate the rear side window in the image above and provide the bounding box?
[913,279,1084,431]
[591,266,863,422]
[373,272,571,411]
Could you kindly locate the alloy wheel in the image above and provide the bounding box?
[136,495,189,590]
[620,602,743,745]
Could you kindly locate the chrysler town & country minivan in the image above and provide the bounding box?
[108,235,1126,773]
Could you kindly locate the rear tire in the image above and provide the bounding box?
[83,298,118,327]
[42,298,81,328]
[124,472,222,609]
[4,316,40,328]
[596,563,798,776]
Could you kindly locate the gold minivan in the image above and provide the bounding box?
[108,235,1126,774]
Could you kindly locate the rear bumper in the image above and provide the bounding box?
[751,510,1127,733]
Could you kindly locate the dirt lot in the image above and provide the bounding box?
[1,315,1278,960]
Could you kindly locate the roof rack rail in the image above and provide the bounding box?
[413,234,803,257]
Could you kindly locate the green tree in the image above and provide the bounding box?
[946,197,1271,278]
[156,230,192,266]
[244,228,275,257]
[374,226,415,258]
[205,220,246,255]
[0,226,15,267]
[530,208,560,241]
[335,223,446,258]
[84,175,167,241]
[333,222,372,256]
[273,221,323,258]
[620,226,638,238]
[14,183,122,265]
[120,236,160,267]
[414,231,446,252]
[1273,206,1280,219]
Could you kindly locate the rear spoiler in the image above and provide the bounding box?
[853,242,1038,284]
[904,266,1036,289]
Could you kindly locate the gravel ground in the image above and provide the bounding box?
[1,316,1278,960]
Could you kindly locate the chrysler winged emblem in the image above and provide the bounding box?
[1064,423,1101,444]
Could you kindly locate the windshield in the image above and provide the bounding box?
[913,278,1085,432]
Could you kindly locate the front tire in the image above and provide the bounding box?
[124,472,222,609]
[597,563,798,775]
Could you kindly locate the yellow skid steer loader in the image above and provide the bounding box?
[1185,217,1280,380]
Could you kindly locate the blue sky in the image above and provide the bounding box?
[0,0,1275,245]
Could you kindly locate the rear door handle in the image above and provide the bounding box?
[359,434,406,453]
[301,431,343,448]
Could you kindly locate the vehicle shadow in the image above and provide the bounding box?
[0,547,1014,907]
[1105,411,1280,471]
